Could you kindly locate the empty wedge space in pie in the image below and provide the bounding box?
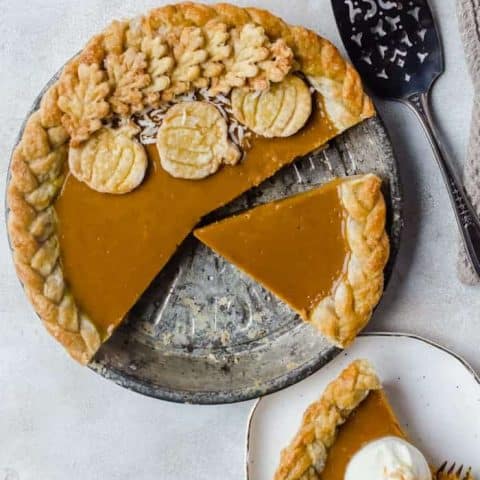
[7,2,388,364]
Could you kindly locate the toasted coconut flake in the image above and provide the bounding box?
[133,90,252,151]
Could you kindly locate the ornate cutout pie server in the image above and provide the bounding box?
[332,0,480,275]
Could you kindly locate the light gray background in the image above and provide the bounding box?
[0,1,477,479]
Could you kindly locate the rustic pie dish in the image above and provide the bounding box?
[6,3,402,403]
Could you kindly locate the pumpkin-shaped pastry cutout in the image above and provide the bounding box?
[68,122,147,194]
[156,101,241,180]
[231,75,312,138]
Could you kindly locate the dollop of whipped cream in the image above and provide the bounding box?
[345,436,431,480]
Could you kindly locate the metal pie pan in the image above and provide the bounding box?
[7,70,403,405]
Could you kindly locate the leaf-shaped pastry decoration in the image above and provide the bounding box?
[253,38,295,90]
[166,27,208,96]
[232,75,312,138]
[141,36,174,106]
[57,63,110,146]
[209,23,270,94]
[203,22,232,79]
[105,48,151,115]
[156,101,240,180]
[68,122,148,194]
[103,20,128,55]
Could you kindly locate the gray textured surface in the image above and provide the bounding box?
[456,0,480,283]
[0,1,478,479]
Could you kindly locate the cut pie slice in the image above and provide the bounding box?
[194,174,389,347]
[274,360,475,480]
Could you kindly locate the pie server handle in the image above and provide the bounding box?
[404,90,480,276]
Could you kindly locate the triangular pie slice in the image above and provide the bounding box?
[7,3,376,363]
[274,360,474,480]
[195,174,389,347]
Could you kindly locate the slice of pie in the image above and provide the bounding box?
[7,3,376,363]
[274,360,474,480]
[195,174,389,347]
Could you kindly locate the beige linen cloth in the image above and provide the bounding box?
[456,0,480,284]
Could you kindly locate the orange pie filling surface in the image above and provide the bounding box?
[54,94,338,337]
[321,390,406,480]
[194,180,349,319]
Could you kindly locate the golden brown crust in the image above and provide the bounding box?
[156,101,240,179]
[68,122,148,193]
[144,3,374,125]
[309,174,389,348]
[231,75,312,138]
[7,91,102,364]
[7,2,374,363]
[274,359,381,480]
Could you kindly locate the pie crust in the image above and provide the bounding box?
[156,100,241,178]
[311,175,389,346]
[68,122,148,193]
[7,3,374,363]
[231,74,313,138]
[195,174,389,347]
[274,359,381,480]
[274,360,476,480]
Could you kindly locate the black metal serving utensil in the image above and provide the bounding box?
[332,0,480,276]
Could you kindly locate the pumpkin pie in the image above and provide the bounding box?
[274,360,474,480]
[195,174,389,347]
[7,3,375,363]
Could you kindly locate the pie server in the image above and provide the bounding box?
[331,0,480,275]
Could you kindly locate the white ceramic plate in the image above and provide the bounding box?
[246,333,480,479]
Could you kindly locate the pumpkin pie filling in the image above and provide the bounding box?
[321,390,405,480]
[274,360,455,480]
[54,94,337,336]
[194,180,349,318]
[196,172,389,347]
